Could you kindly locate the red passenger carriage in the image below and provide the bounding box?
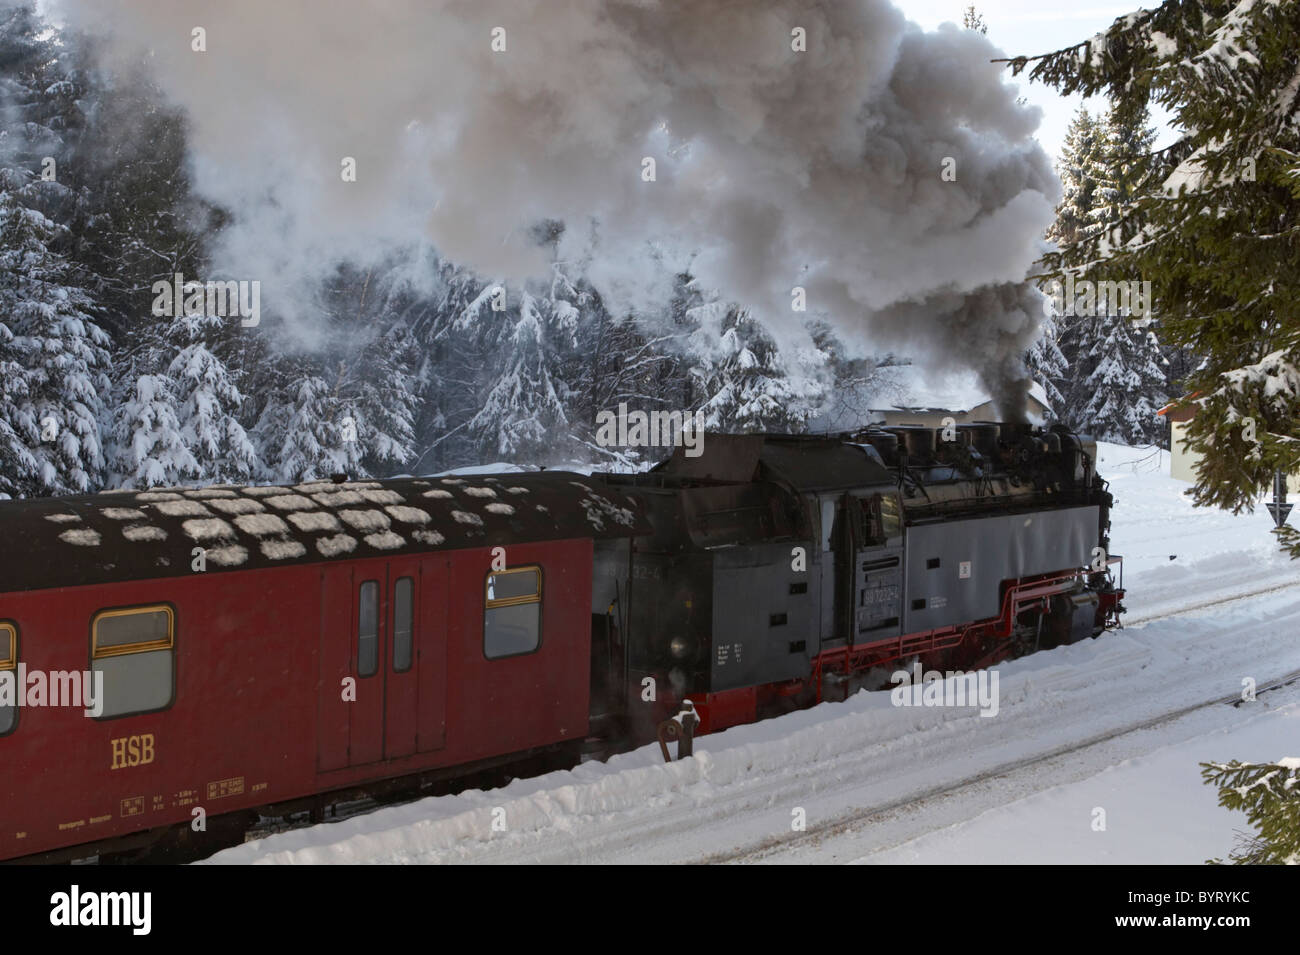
[0,472,646,862]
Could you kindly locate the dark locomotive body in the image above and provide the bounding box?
[1,423,1122,863]
[592,422,1122,738]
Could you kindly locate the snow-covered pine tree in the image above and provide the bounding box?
[0,3,84,217]
[107,370,198,488]
[1040,103,1167,443]
[690,304,817,434]
[1047,108,1104,251]
[410,221,686,471]
[349,328,420,477]
[1024,309,1067,415]
[1009,0,1300,556]
[57,61,214,342]
[336,263,421,477]
[778,320,832,432]
[253,362,364,484]
[105,310,257,491]
[167,313,258,485]
[1201,758,1300,865]
[536,253,684,467]
[1090,102,1157,243]
[1077,317,1169,445]
[406,260,500,473]
[0,3,111,497]
[234,256,423,483]
[656,271,713,415]
[1079,105,1168,445]
[465,288,572,462]
[1,17,232,490]
[0,181,110,496]
[1041,107,1102,428]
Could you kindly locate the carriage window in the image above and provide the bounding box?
[358,580,379,677]
[0,623,13,669]
[91,606,174,719]
[0,622,15,736]
[484,566,541,659]
[393,577,413,673]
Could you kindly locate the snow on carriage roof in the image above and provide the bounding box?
[1,472,648,594]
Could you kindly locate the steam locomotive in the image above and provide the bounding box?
[0,421,1121,862]
[592,421,1124,740]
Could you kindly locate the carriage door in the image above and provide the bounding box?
[382,557,422,760]
[318,559,447,771]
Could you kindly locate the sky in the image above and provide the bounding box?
[895,1,1177,162]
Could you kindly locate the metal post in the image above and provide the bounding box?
[1267,469,1292,529]
[677,700,698,759]
[656,700,700,762]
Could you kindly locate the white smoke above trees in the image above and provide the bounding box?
[53,0,1057,418]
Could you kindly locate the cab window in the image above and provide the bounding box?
[859,496,883,547]
[879,493,902,539]
[858,493,902,547]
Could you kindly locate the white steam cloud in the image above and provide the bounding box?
[53,0,1058,417]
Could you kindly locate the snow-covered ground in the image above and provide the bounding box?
[208,443,1300,864]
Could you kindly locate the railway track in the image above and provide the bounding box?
[699,664,1300,864]
[1122,575,1300,627]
